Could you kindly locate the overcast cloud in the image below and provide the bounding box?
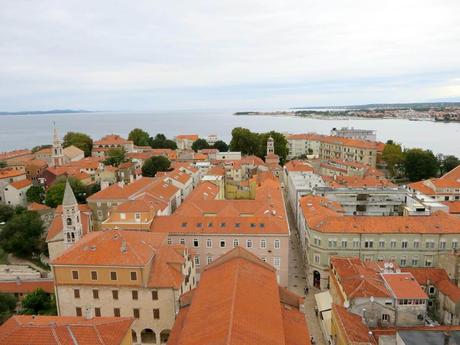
[1,0,460,111]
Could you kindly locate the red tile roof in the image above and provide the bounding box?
[168,247,310,345]
[94,134,132,146]
[402,267,460,303]
[300,195,460,234]
[52,230,167,266]
[27,202,50,211]
[0,279,54,294]
[332,304,376,345]
[0,168,25,180]
[175,134,199,141]
[381,273,428,299]
[9,179,32,189]
[0,315,133,345]
[443,201,460,214]
[285,160,314,173]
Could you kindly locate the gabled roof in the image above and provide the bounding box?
[51,230,167,267]
[0,315,133,345]
[63,145,84,159]
[332,304,376,345]
[167,247,310,345]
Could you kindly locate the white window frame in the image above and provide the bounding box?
[260,239,267,249]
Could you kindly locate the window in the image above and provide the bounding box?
[97,210,103,219]
[76,307,82,317]
[194,255,200,267]
[193,239,199,247]
[413,240,420,249]
[246,239,253,248]
[120,213,126,220]
[260,239,267,249]
[220,240,226,248]
[390,240,396,248]
[234,223,240,228]
[382,314,390,322]
[250,223,256,228]
[261,256,267,262]
[341,240,347,248]
[133,309,140,318]
[425,241,435,249]
[91,271,98,281]
[110,271,117,281]
[153,309,160,319]
[114,308,120,317]
[72,270,79,280]
[364,240,373,248]
[152,290,158,300]
[314,254,320,264]
[207,256,213,264]
[181,222,187,228]
[314,237,322,246]
[132,290,138,300]
[135,213,141,221]
[130,271,137,281]
[95,307,101,317]
[206,239,212,248]
[112,290,118,300]
[440,241,446,249]
[429,286,435,294]
[220,222,226,228]
[274,239,280,249]
[453,240,458,249]
[273,257,281,267]
[425,255,433,267]
[402,241,408,249]
[379,240,385,248]
[93,289,99,299]
[412,257,419,266]
[233,239,239,247]
[328,240,337,248]
[180,238,185,245]
[74,289,80,298]
[167,238,172,245]
[400,257,407,267]
[353,240,360,248]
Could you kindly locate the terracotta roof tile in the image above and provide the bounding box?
[0,279,54,294]
[332,304,376,345]
[168,247,309,345]
[9,179,32,189]
[0,315,133,345]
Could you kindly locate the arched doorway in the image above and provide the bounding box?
[131,330,138,343]
[313,270,321,289]
[141,329,156,344]
[160,329,170,344]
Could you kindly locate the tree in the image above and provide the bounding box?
[26,185,45,204]
[440,155,460,175]
[0,293,16,324]
[382,141,404,177]
[0,161,6,168]
[403,148,440,182]
[229,127,260,155]
[213,140,228,152]
[128,128,150,147]
[45,177,86,208]
[141,156,171,177]
[103,147,127,167]
[0,205,15,223]
[21,288,56,315]
[0,210,44,258]
[149,134,177,149]
[63,132,93,157]
[258,131,289,164]
[191,138,210,152]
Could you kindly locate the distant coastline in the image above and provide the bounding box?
[0,109,94,116]
[234,102,460,122]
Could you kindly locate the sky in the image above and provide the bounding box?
[1,0,460,111]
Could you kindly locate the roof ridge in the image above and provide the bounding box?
[66,325,79,345]
[50,324,62,345]
[226,259,241,345]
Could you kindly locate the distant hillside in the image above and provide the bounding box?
[0,109,93,115]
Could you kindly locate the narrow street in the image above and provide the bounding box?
[286,193,327,345]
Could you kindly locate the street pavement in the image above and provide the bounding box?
[286,195,327,345]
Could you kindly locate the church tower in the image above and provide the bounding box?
[62,180,82,249]
[267,136,275,155]
[51,124,64,167]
